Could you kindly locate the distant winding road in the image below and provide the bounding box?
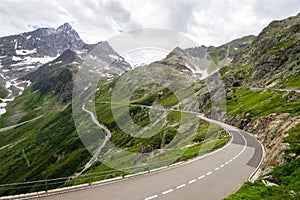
[38,107,264,200]
[76,105,112,176]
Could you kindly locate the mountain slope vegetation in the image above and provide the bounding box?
[0,13,299,199]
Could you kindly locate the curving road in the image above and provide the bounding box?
[76,105,112,177]
[38,112,263,200]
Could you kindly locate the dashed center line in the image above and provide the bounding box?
[198,175,205,180]
[162,189,173,195]
[145,136,247,200]
[188,179,196,184]
[145,195,158,200]
[176,184,186,189]
[206,171,213,176]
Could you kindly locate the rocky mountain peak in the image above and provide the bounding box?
[56,23,73,32]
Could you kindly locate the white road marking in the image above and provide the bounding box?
[225,161,229,165]
[206,171,212,176]
[188,179,196,184]
[162,189,173,195]
[145,195,158,200]
[229,159,233,162]
[198,175,205,180]
[215,167,220,171]
[176,184,186,189]
[220,164,225,168]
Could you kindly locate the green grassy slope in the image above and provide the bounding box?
[0,90,91,196]
[221,13,300,199]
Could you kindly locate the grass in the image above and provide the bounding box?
[225,89,300,199]
[226,88,300,119]
[283,76,300,87]
[226,158,300,200]
[0,91,91,196]
[83,87,231,182]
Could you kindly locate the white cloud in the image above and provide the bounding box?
[123,49,169,67]
[0,0,299,47]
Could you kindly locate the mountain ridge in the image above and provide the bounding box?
[0,13,299,199]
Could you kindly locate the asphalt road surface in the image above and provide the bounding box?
[39,119,263,200]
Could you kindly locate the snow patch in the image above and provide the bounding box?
[72,61,79,65]
[0,73,6,79]
[16,49,37,56]
[0,79,32,116]
[11,56,57,67]
[84,83,92,91]
[109,54,120,60]
[184,62,210,79]
[0,108,6,115]
[14,40,18,49]
[26,35,32,40]
[12,56,23,61]
[0,102,7,107]
[54,61,62,65]
[16,66,36,71]
[185,62,196,74]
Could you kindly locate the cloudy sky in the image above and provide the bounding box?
[1,0,300,64]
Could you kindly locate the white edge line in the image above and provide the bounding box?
[3,115,263,200]
[244,132,266,182]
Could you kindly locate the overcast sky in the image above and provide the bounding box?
[1,0,300,65]
[1,0,300,46]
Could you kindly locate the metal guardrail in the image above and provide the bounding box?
[0,152,201,199]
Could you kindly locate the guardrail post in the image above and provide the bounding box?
[148,165,150,173]
[89,175,91,186]
[168,159,171,167]
[122,169,125,178]
[45,180,48,193]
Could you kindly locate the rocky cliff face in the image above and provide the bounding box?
[0,23,88,104]
[208,35,256,60]
[0,23,85,58]
[158,35,255,80]
[232,13,300,88]
[221,13,300,174]
[24,41,131,102]
[0,23,131,105]
[184,13,300,176]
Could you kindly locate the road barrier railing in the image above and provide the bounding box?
[0,151,205,199]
